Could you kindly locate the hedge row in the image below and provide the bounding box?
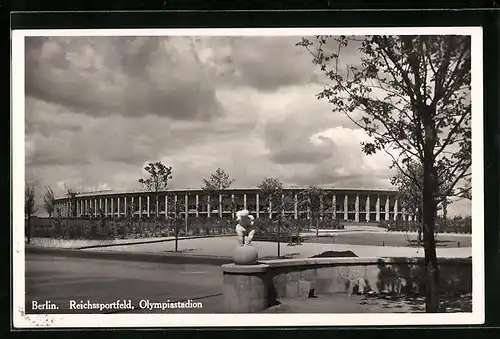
[30,216,345,240]
[31,218,234,240]
[378,216,472,234]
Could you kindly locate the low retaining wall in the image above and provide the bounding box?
[221,257,472,313]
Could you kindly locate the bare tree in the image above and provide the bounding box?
[66,188,79,218]
[165,194,187,252]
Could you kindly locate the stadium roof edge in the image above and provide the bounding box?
[54,186,398,201]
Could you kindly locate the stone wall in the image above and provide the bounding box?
[221,257,472,313]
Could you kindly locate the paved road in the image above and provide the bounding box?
[25,254,224,314]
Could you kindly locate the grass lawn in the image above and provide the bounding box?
[303,232,471,248]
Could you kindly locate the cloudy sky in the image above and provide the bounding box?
[24,35,471,216]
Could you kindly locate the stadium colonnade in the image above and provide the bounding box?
[53,187,416,223]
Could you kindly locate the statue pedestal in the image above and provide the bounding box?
[221,263,270,313]
[232,244,258,265]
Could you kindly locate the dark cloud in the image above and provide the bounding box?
[24,95,249,169]
[229,37,318,91]
[25,36,224,121]
[263,110,339,165]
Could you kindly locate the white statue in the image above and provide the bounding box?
[235,209,256,246]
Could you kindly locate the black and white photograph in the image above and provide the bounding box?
[12,27,484,328]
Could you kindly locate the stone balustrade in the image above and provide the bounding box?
[221,257,472,313]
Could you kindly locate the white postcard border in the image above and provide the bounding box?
[12,26,484,328]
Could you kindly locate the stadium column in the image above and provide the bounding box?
[269,200,273,219]
[281,193,285,218]
[124,196,127,217]
[243,194,247,210]
[385,196,390,221]
[94,198,98,217]
[294,193,298,219]
[164,195,168,219]
[131,197,134,217]
[84,200,87,216]
[231,194,235,219]
[117,197,120,218]
[111,198,114,218]
[319,196,323,220]
[393,198,399,221]
[355,194,360,222]
[219,194,223,218]
[376,195,381,222]
[147,195,151,218]
[344,195,348,221]
[138,196,142,217]
[156,196,159,218]
[366,195,370,222]
[105,198,108,217]
[184,194,188,230]
[99,198,102,215]
[174,195,178,218]
[195,194,199,218]
[332,194,336,219]
[207,196,211,218]
[256,194,260,218]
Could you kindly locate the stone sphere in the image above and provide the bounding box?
[232,245,258,265]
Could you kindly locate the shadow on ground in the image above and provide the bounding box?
[355,292,472,313]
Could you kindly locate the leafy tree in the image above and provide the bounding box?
[298,186,326,236]
[138,161,173,221]
[201,168,235,219]
[25,183,36,244]
[298,35,471,312]
[258,177,284,218]
[43,186,55,219]
[391,160,469,238]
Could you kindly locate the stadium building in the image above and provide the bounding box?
[53,186,415,222]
